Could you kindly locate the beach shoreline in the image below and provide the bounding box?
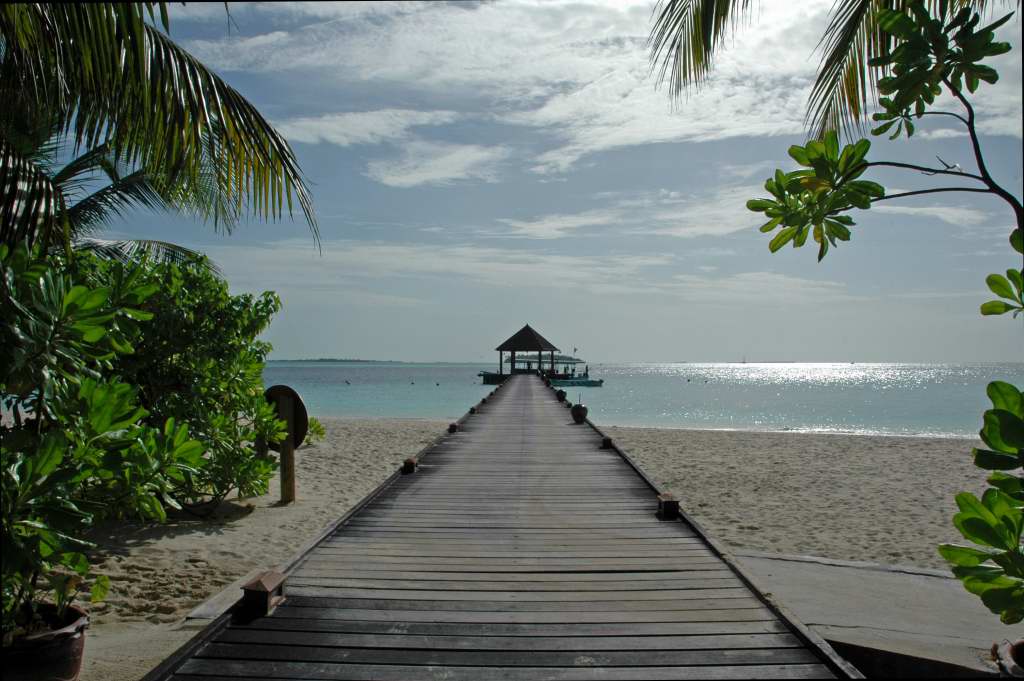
[79,418,983,680]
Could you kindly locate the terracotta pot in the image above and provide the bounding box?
[993,639,1024,677]
[3,604,89,681]
[571,403,588,424]
[555,390,566,402]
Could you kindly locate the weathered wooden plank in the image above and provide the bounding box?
[213,630,805,651]
[308,547,715,559]
[285,586,751,602]
[290,569,732,582]
[282,596,760,612]
[286,577,740,592]
[231,618,788,637]
[270,605,772,624]
[198,642,818,666]
[176,660,836,680]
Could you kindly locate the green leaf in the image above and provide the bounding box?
[747,199,776,212]
[121,307,154,321]
[62,285,90,314]
[769,227,798,253]
[73,323,107,343]
[980,301,1014,315]
[877,10,916,38]
[1007,270,1023,297]
[987,382,1023,415]
[938,544,997,567]
[1011,229,1022,254]
[78,287,112,312]
[986,274,1015,299]
[973,448,1021,471]
[759,217,782,233]
[90,574,111,603]
[953,492,1008,549]
[787,146,810,166]
[981,409,1021,454]
[871,120,896,136]
[34,434,65,479]
[992,409,1024,449]
[988,472,1023,499]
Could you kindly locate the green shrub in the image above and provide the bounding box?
[80,254,285,510]
[1,244,204,642]
[305,416,326,446]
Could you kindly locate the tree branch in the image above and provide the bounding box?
[943,76,1024,232]
[874,187,993,202]
[911,110,970,126]
[864,161,984,182]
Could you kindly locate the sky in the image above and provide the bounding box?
[107,1,1023,362]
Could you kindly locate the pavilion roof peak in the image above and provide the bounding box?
[495,324,559,352]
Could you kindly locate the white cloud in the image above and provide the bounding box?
[183,0,1020,175]
[872,204,990,227]
[663,271,855,303]
[496,209,620,239]
[364,141,510,187]
[207,239,674,297]
[275,109,459,147]
[642,184,766,237]
[486,184,765,240]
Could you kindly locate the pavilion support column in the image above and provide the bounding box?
[550,351,554,374]
[499,351,503,375]
[511,351,516,375]
[538,350,541,376]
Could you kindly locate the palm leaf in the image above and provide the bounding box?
[0,139,58,247]
[648,0,754,100]
[64,170,168,237]
[0,3,317,247]
[75,238,223,276]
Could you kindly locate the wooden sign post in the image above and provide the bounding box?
[263,385,308,505]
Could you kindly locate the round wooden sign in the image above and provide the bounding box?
[264,384,308,450]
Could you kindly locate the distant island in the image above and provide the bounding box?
[267,358,409,364]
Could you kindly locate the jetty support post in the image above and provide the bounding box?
[278,392,296,504]
[656,492,680,520]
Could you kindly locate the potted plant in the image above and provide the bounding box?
[3,575,105,681]
[571,403,589,424]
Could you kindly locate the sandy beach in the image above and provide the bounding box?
[608,426,987,570]
[80,419,987,680]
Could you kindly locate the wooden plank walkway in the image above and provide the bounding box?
[153,374,860,680]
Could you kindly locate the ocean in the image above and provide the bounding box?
[262,362,1024,438]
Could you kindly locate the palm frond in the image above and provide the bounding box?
[805,0,884,139]
[75,237,223,276]
[64,169,168,237]
[0,3,318,248]
[0,139,58,247]
[648,0,755,100]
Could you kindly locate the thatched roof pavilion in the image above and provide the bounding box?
[495,324,559,376]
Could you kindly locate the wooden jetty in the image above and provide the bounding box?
[147,375,861,680]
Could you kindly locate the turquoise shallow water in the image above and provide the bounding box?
[263,362,1024,438]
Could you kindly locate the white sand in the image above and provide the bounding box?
[607,426,988,570]
[80,418,445,681]
[80,420,988,679]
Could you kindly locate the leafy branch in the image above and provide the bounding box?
[742,0,1022,624]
